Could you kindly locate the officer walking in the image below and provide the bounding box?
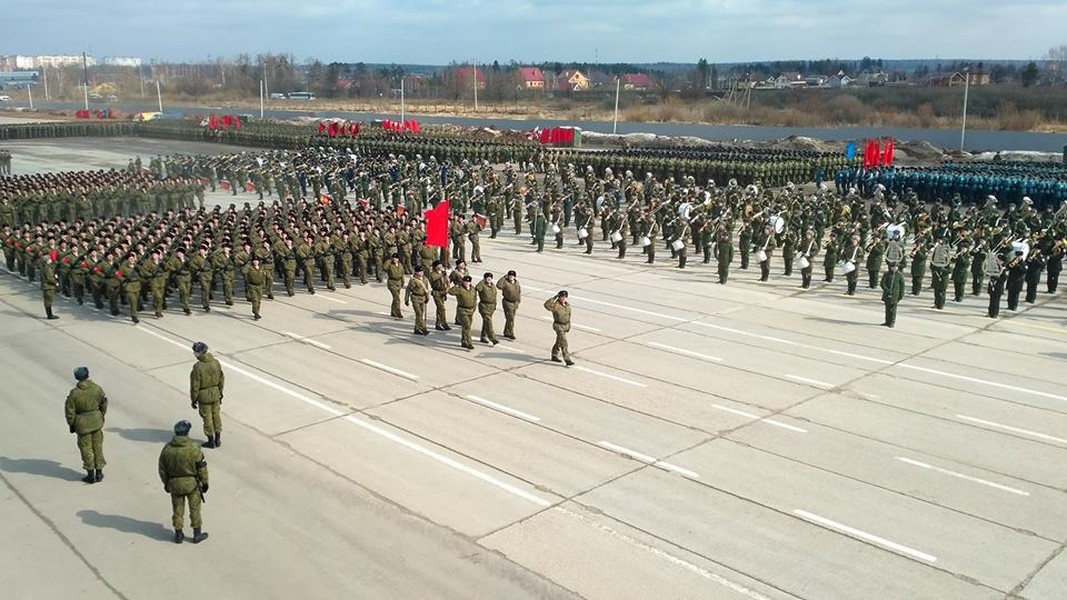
[474,272,500,345]
[190,342,225,449]
[159,420,209,544]
[544,290,574,366]
[65,367,108,484]
[404,265,430,336]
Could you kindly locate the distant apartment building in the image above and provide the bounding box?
[35,55,97,69]
[103,56,142,67]
[0,55,37,71]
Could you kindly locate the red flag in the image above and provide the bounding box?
[884,139,895,166]
[424,200,450,248]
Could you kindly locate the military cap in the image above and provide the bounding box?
[192,341,208,353]
[507,270,516,277]
[462,275,472,282]
[74,366,89,381]
[174,420,193,435]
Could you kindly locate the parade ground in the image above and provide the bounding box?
[3,136,1067,599]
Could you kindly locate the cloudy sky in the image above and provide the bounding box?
[6,0,1065,64]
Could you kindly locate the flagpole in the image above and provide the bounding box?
[156,80,163,112]
[259,79,264,118]
[612,77,621,134]
[473,59,478,112]
[42,65,49,100]
[27,83,33,110]
[400,77,405,125]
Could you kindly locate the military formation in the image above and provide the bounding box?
[837,160,1067,209]
[5,123,1064,547]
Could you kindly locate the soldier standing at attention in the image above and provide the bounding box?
[544,290,574,366]
[428,260,451,331]
[496,270,521,340]
[244,257,266,320]
[385,253,406,318]
[159,420,209,544]
[474,272,499,345]
[65,367,107,484]
[448,275,478,350]
[404,265,430,336]
[190,341,225,449]
[41,251,60,320]
[880,262,905,328]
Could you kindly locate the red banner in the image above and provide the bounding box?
[424,200,450,248]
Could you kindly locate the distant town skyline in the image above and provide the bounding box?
[6,0,1065,65]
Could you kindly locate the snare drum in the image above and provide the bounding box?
[551,224,561,234]
[670,239,685,252]
[756,250,768,263]
[639,236,652,248]
[578,227,589,239]
[610,231,623,243]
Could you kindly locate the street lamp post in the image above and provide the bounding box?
[960,68,970,152]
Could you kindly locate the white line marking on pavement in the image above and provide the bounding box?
[895,457,1030,496]
[540,315,601,332]
[646,341,723,362]
[956,415,1067,445]
[313,294,348,304]
[597,441,700,478]
[138,326,551,506]
[466,395,541,422]
[692,321,1067,403]
[360,358,419,381]
[376,311,391,317]
[792,509,937,563]
[527,286,684,321]
[342,414,552,506]
[555,507,771,600]
[282,331,332,350]
[710,404,808,433]
[574,366,647,387]
[786,374,834,389]
[900,364,1067,403]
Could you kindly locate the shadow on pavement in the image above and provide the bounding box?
[105,427,173,444]
[77,509,172,541]
[0,456,84,481]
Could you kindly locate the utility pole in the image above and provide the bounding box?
[82,51,90,110]
[157,80,163,112]
[473,59,478,112]
[400,77,405,124]
[42,65,49,100]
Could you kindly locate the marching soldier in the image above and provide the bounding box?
[244,256,267,320]
[448,274,478,350]
[474,272,499,345]
[190,341,225,449]
[159,420,209,544]
[385,253,406,318]
[928,238,951,309]
[404,265,430,336]
[798,230,817,289]
[985,250,1006,318]
[122,253,142,323]
[544,290,574,366]
[842,234,862,295]
[951,242,972,302]
[65,366,107,484]
[428,260,451,331]
[41,251,60,320]
[910,238,928,296]
[1006,250,1027,311]
[496,270,522,340]
[880,262,905,328]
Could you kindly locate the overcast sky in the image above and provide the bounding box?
[6,0,1065,64]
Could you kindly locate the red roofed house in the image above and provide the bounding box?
[553,70,589,92]
[621,73,653,91]
[517,67,545,89]
[455,66,486,90]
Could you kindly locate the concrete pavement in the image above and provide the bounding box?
[3,137,1067,598]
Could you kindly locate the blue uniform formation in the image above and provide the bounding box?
[835,161,1067,210]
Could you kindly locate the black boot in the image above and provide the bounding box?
[82,469,97,484]
[46,307,59,320]
[174,529,185,544]
[214,433,221,448]
[95,469,103,482]
[202,438,216,449]
[192,528,209,544]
